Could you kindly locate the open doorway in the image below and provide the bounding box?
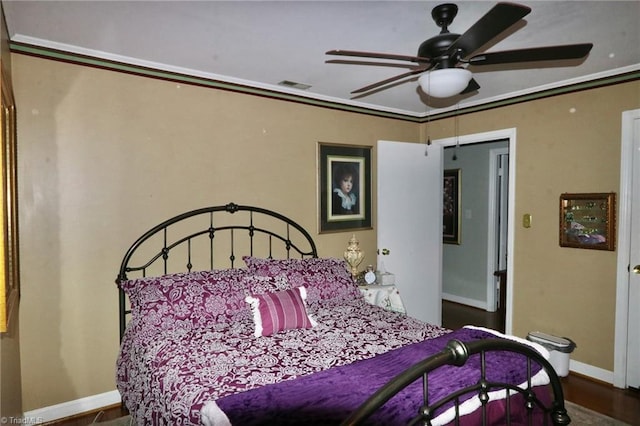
[438,131,515,333]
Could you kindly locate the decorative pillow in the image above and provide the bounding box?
[245,286,317,337]
[242,256,360,305]
[119,268,250,328]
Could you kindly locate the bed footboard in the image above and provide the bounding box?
[342,338,570,426]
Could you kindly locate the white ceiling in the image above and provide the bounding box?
[3,1,639,117]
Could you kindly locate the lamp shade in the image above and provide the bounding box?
[418,68,472,98]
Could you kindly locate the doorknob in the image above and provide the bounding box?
[634,265,640,275]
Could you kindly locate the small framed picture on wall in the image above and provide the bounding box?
[559,192,616,251]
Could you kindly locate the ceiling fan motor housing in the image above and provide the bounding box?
[417,33,461,68]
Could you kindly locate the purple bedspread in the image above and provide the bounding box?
[118,297,450,425]
[216,327,547,425]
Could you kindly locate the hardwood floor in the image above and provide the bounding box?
[562,373,640,425]
[45,301,640,425]
[442,298,505,332]
[443,300,640,425]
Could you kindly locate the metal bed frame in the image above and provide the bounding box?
[343,338,570,425]
[114,203,570,425]
[115,202,317,340]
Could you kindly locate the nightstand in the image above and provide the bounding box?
[359,284,406,314]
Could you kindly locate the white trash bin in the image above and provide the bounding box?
[527,331,576,377]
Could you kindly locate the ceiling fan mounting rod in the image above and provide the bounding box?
[432,3,458,32]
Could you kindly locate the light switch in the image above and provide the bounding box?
[523,214,532,228]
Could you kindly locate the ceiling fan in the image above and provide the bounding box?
[326,2,593,98]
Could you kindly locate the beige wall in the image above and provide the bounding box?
[11,52,640,410]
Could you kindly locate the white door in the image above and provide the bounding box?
[614,108,640,389]
[377,140,442,325]
[626,112,640,388]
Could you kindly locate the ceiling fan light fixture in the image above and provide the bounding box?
[418,68,472,98]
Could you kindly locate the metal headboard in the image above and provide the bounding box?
[342,338,570,426]
[115,202,318,340]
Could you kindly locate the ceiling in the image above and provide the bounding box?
[3,1,639,118]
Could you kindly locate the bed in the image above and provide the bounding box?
[115,203,570,425]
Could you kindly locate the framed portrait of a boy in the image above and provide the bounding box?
[318,143,372,233]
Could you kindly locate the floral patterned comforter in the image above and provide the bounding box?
[116,298,449,425]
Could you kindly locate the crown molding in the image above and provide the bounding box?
[10,38,640,124]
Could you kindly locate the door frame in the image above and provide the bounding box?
[434,128,517,333]
[614,108,640,388]
[487,147,509,312]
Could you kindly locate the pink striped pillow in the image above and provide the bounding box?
[245,287,317,337]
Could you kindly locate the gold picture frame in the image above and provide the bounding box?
[559,192,616,251]
[0,60,19,333]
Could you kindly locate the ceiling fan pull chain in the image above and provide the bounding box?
[425,93,432,156]
[453,103,460,161]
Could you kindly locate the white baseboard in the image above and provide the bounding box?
[442,292,487,310]
[23,390,121,424]
[570,359,614,384]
